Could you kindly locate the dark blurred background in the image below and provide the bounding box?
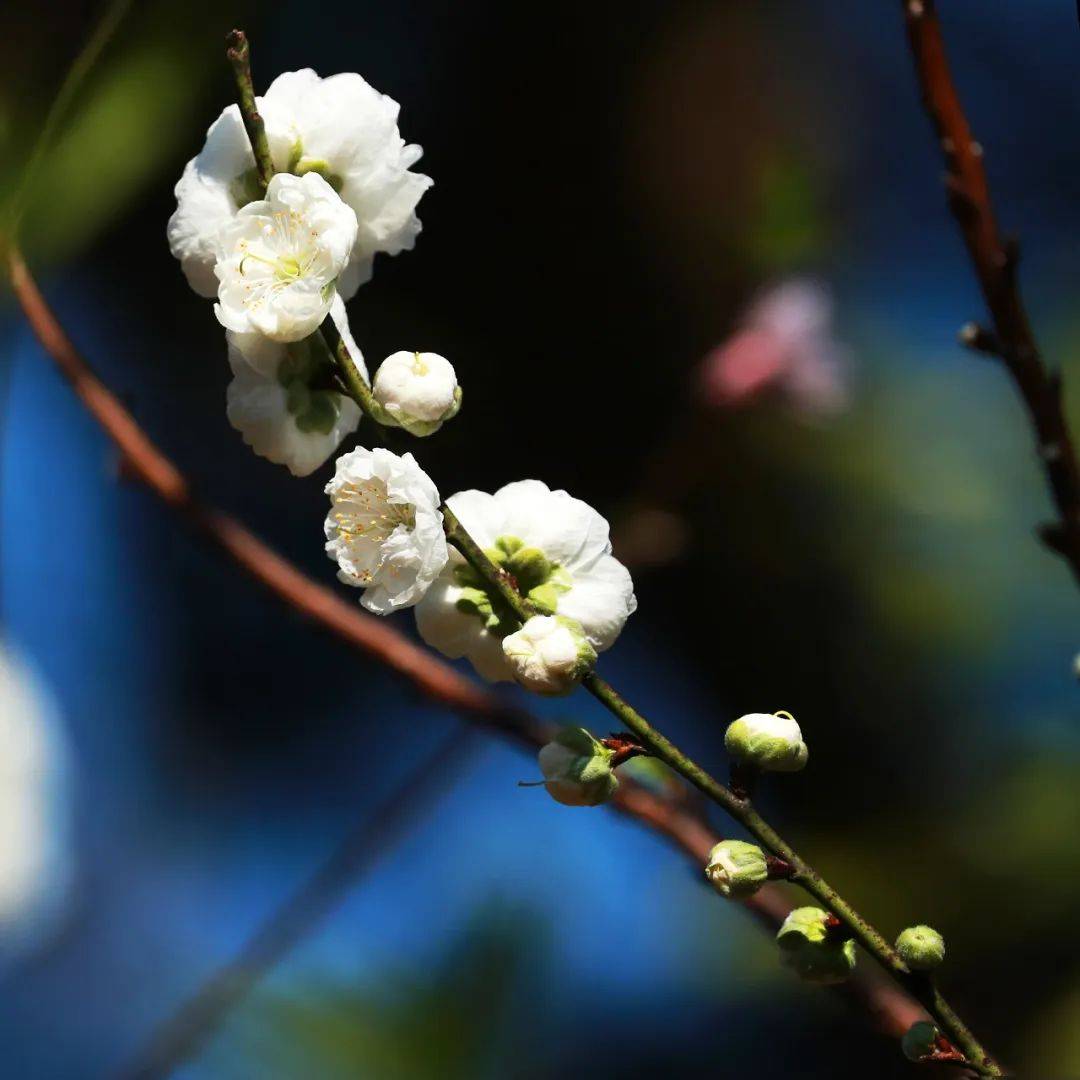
[1,1,1078,1077]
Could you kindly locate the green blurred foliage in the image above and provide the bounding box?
[227,906,546,1080]
[744,151,830,271]
[0,0,243,264]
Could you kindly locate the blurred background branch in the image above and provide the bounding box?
[122,726,478,1080]
[902,0,1080,589]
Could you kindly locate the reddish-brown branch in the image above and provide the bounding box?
[4,248,932,1054]
[902,0,1080,588]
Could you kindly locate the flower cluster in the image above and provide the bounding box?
[169,68,441,475]
[169,68,430,300]
[159,42,994,1070]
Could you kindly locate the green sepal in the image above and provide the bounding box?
[229,167,264,208]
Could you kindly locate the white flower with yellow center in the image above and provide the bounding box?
[168,68,431,299]
[415,480,637,682]
[225,295,364,477]
[213,172,357,343]
[325,447,448,614]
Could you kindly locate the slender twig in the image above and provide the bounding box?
[4,246,934,1060]
[442,507,999,1075]
[320,315,399,427]
[121,727,478,1080]
[902,0,1080,588]
[224,30,273,195]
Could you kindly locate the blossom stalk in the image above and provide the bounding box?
[219,31,1002,1076]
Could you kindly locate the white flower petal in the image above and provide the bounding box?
[443,489,504,550]
[556,554,637,652]
[226,361,360,477]
[167,106,255,297]
[495,480,612,570]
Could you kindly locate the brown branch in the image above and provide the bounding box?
[4,248,933,1065]
[902,0,1080,588]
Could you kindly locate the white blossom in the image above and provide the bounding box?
[0,648,71,953]
[168,68,431,299]
[213,172,357,343]
[325,447,448,613]
[373,351,459,433]
[415,480,637,682]
[225,297,363,477]
[502,615,596,695]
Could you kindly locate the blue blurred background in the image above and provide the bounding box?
[1,1,1079,1076]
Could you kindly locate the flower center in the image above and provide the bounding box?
[453,535,572,637]
[274,254,302,281]
[331,479,416,552]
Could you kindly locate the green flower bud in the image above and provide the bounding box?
[505,546,553,592]
[776,907,856,985]
[725,711,808,773]
[537,726,617,806]
[896,925,945,971]
[705,840,769,898]
[902,1021,940,1062]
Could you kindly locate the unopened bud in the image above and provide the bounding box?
[776,906,856,984]
[725,711,808,773]
[537,726,617,806]
[705,840,769,899]
[902,1021,940,1062]
[896,925,945,971]
[372,351,460,435]
[503,615,596,695]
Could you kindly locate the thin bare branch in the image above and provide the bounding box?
[903,0,1080,588]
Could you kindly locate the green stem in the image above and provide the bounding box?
[225,30,273,195]
[318,319,399,428]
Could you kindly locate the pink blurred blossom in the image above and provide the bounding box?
[698,279,850,418]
